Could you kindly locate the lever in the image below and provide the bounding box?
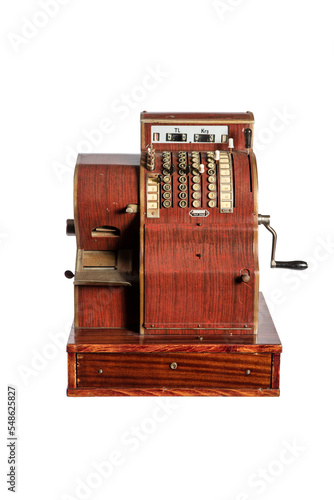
[65,270,74,279]
[258,215,308,270]
[244,128,252,149]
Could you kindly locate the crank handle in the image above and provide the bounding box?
[258,215,308,270]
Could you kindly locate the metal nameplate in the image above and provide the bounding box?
[189,210,210,217]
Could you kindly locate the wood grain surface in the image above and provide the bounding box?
[68,294,281,353]
[67,293,281,397]
[76,352,272,389]
[75,154,140,251]
[142,150,257,333]
[74,154,140,327]
[67,387,279,397]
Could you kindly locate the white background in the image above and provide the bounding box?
[1,1,333,499]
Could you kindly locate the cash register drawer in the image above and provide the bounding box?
[76,352,272,389]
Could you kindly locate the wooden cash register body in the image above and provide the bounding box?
[67,112,282,397]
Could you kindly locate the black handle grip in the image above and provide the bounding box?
[66,219,75,236]
[244,128,252,149]
[275,261,308,270]
[65,270,75,279]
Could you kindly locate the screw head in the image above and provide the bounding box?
[170,362,178,370]
[98,369,103,374]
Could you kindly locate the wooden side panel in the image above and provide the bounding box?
[271,353,281,389]
[75,286,139,328]
[76,352,272,389]
[67,353,77,389]
[250,151,260,334]
[73,155,140,329]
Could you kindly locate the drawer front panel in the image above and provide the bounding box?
[77,353,272,389]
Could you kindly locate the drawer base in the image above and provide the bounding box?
[67,294,282,397]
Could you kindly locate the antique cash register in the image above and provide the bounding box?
[65,112,307,397]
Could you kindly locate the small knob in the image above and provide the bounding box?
[214,150,220,161]
[66,219,75,236]
[241,273,251,283]
[64,270,74,279]
[125,204,138,213]
[170,362,178,370]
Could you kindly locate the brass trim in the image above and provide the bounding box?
[74,283,79,328]
[74,269,131,286]
[140,118,254,125]
[139,153,146,334]
[250,152,259,335]
[73,160,80,248]
[140,121,146,151]
[144,327,253,330]
[73,160,80,329]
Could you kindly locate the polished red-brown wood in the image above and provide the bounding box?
[67,293,281,397]
[74,154,140,328]
[271,353,281,390]
[68,294,281,353]
[76,352,271,389]
[67,388,279,397]
[75,154,140,252]
[67,353,76,389]
[142,151,257,333]
[75,285,139,328]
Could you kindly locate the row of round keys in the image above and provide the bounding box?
[206,153,217,206]
[162,157,172,208]
[162,151,175,175]
[190,153,202,207]
[162,152,172,208]
[162,184,217,208]
[177,152,188,208]
[178,151,187,174]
